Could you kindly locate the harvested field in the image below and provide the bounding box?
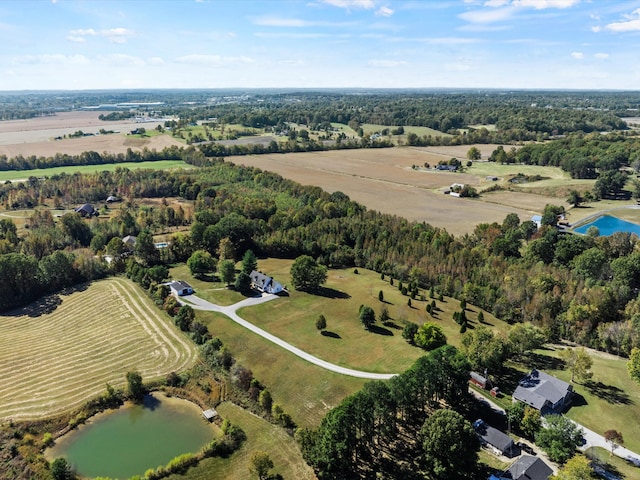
[0,111,181,157]
[231,147,560,236]
[0,278,198,420]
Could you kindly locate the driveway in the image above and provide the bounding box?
[179,292,396,380]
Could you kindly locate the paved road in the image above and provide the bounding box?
[179,292,397,380]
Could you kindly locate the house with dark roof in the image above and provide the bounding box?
[490,455,553,480]
[474,419,518,458]
[74,203,98,217]
[250,270,283,294]
[168,280,194,297]
[512,369,573,414]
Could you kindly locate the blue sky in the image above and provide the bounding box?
[1,0,640,90]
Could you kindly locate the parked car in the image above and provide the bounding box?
[517,442,537,456]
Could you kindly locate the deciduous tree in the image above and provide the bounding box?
[187,250,216,278]
[414,322,447,350]
[535,414,583,464]
[604,429,624,456]
[559,347,593,383]
[290,255,327,291]
[249,451,274,480]
[126,371,145,404]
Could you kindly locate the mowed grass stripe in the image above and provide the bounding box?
[0,278,198,420]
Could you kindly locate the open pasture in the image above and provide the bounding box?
[0,277,197,420]
[0,159,191,182]
[231,147,564,236]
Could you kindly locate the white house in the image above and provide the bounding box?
[250,270,284,294]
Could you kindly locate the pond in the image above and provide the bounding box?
[573,215,640,237]
[46,393,217,479]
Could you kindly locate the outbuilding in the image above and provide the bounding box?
[168,280,194,297]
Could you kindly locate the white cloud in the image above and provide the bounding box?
[67,27,135,43]
[254,32,334,38]
[595,52,609,59]
[375,5,394,17]
[147,57,165,65]
[444,62,473,71]
[571,51,584,59]
[66,36,86,43]
[100,54,145,66]
[484,0,509,6]
[320,0,375,9]
[13,54,89,65]
[459,7,516,23]
[368,59,406,67]
[252,16,355,27]
[606,12,640,32]
[512,0,580,9]
[591,25,601,33]
[175,54,254,66]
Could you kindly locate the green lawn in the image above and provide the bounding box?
[166,402,315,480]
[0,160,192,182]
[169,264,246,306]
[585,446,640,479]
[468,162,570,180]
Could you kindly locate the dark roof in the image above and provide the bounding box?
[168,280,193,291]
[505,455,553,480]
[474,420,515,455]
[74,203,96,215]
[512,369,572,410]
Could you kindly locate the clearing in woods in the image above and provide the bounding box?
[0,277,197,420]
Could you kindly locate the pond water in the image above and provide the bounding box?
[47,393,216,479]
[574,215,640,237]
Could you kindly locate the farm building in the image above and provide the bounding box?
[531,215,543,229]
[473,419,518,458]
[469,371,490,390]
[106,195,118,203]
[512,369,573,414]
[168,280,194,297]
[250,270,284,294]
[202,408,218,421]
[74,203,98,217]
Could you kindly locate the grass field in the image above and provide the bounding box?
[241,259,510,371]
[166,402,315,480]
[0,278,198,420]
[190,258,509,428]
[0,160,192,182]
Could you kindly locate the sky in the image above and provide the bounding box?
[1,0,640,91]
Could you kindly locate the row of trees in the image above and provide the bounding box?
[297,345,477,479]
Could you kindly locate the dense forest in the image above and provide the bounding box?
[2,161,640,358]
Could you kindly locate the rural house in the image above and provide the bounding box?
[168,280,194,297]
[122,235,137,248]
[512,369,573,414]
[106,195,118,203]
[250,270,284,294]
[473,419,518,458]
[74,203,98,217]
[489,455,553,480]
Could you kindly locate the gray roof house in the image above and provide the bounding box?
[504,455,553,480]
[168,280,194,297]
[74,203,98,217]
[474,420,518,458]
[249,270,283,294]
[122,235,137,247]
[512,369,573,414]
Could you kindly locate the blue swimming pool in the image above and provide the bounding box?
[574,215,640,237]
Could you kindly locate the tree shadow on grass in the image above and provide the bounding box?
[382,320,403,330]
[5,294,62,317]
[313,286,351,299]
[518,352,566,372]
[368,325,394,336]
[321,330,341,339]
[585,381,633,405]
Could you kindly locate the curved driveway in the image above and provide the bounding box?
[179,292,397,380]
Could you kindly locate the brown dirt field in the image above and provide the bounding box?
[231,148,556,236]
[0,111,181,157]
